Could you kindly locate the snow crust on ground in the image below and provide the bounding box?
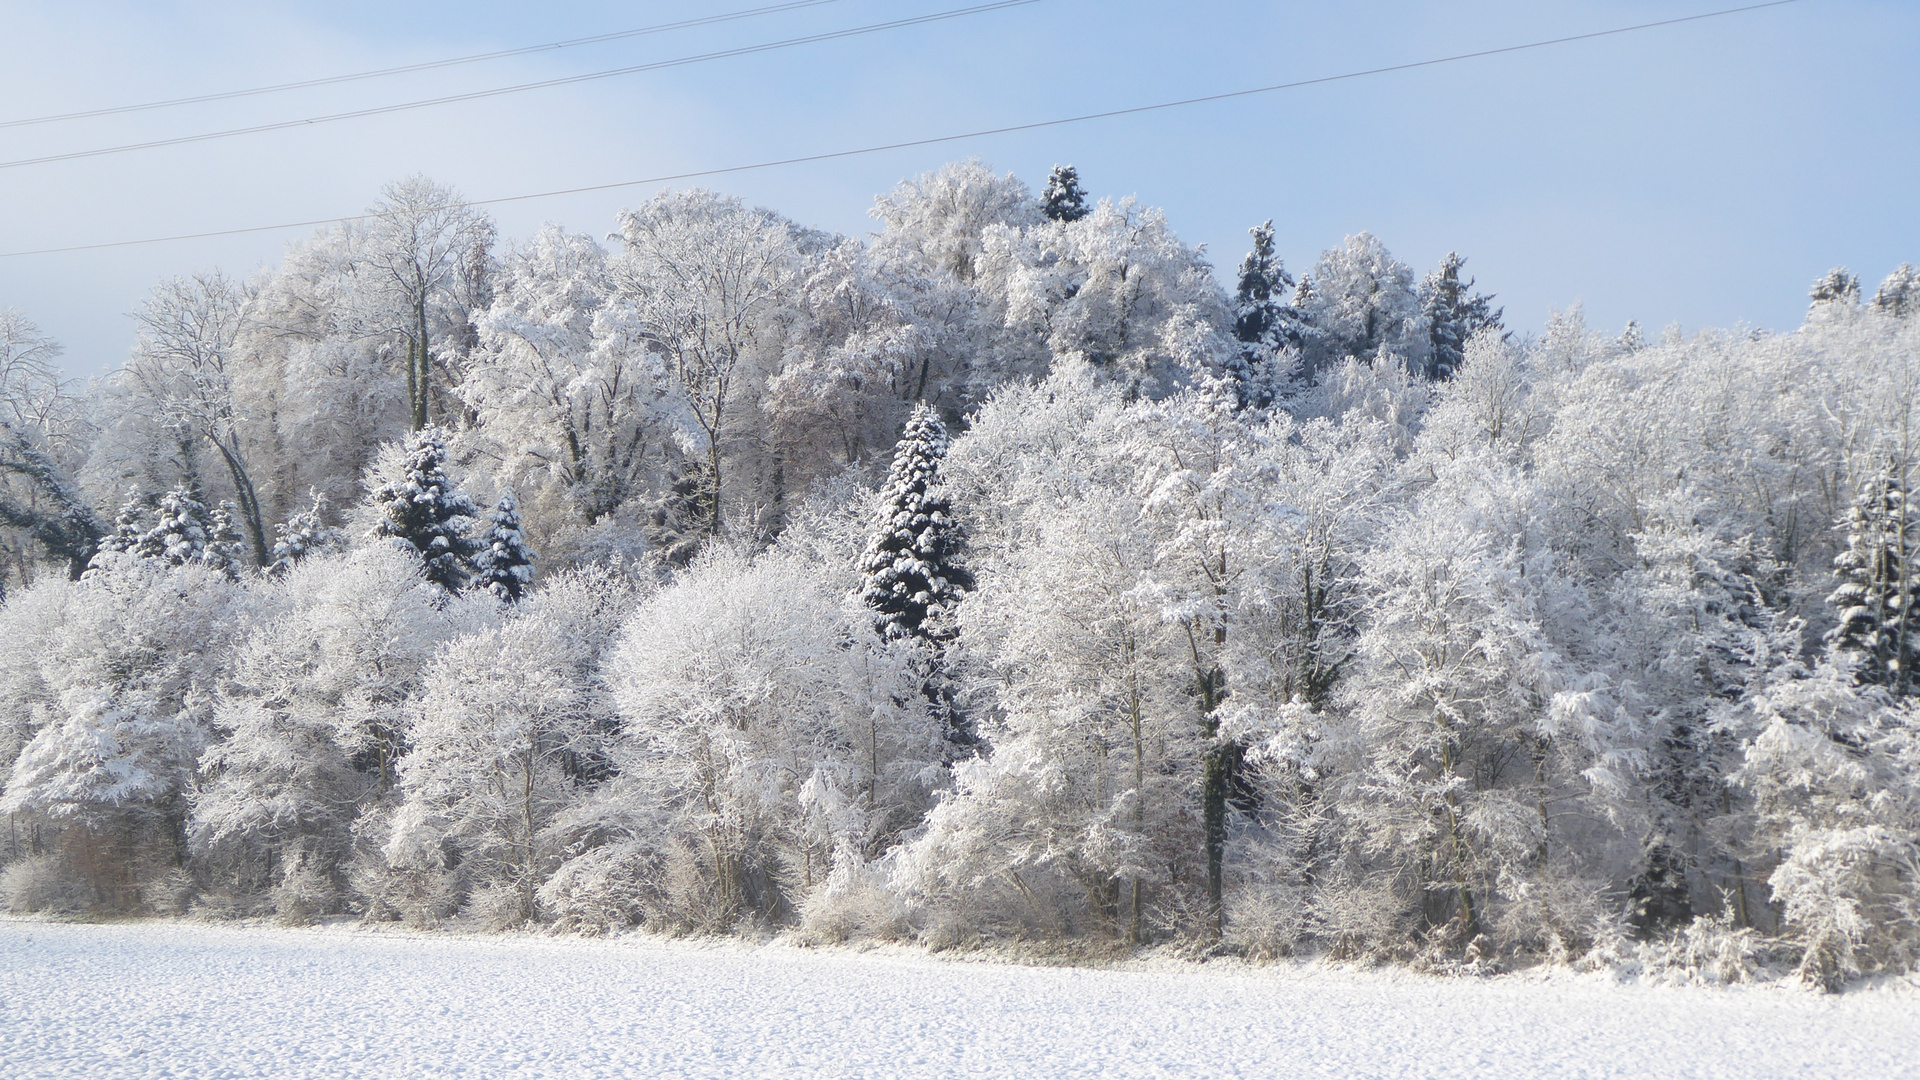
[2,919,1915,1080]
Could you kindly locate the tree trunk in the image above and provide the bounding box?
[209,434,270,567]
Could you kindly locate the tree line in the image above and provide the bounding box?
[1,161,1916,991]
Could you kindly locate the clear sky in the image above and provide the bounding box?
[1,0,1915,380]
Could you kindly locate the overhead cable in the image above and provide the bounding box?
[0,0,1811,259]
[0,0,1044,170]
[0,0,858,131]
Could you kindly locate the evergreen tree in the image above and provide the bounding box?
[1232,221,1292,346]
[90,488,149,564]
[472,490,537,603]
[1226,220,1296,410]
[368,425,480,593]
[1041,165,1090,223]
[1619,320,1647,353]
[1418,252,1504,380]
[202,501,247,579]
[1873,264,1918,318]
[269,489,346,576]
[1827,467,1918,696]
[859,405,974,741]
[132,487,212,567]
[1810,267,1862,312]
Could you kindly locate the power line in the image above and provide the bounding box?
[0,0,1044,171]
[0,0,858,131]
[0,0,1810,260]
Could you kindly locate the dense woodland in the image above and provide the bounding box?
[1,162,1916,990]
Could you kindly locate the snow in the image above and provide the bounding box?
[2,920,1914,1080]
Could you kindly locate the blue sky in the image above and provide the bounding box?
[1,0,1914,379]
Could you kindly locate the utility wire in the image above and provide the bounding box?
[0,0,1809,259]
[0,0,858,131]
[0,0,1043,171]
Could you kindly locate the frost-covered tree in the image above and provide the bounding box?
[0,311,101,582]
[1727,664,1920,989]
[108,272,271,566]
[462,225,670,561]
[608,190,801,537]
[2,553,250,909]
[1040,164,1090,223]
[985,196,1234,398]
[543,549,939,931]
[366,425,480,593]
[472,490,537,603]
[359,176,496,430]
[871,159,1040,284]
[1328,457,1577,950]
[191,545,484,918]
[1296,233,1427,378]
[384,566,636,924]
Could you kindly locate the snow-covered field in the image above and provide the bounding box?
[2,920,1914,1080]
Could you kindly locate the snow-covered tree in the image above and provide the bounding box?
[1225,220,1297,411]
[1040,165,1090,223]
[870,159,1040,284]
[859,405,973,744]
[192,544,485,919]
[544,549,939,931]
[1810,267,1862,319]
[384,566,637,924]
[268,489,345,576]
[1827,468,1918,696]
[132,486,212,567]
[461,225,671,562]
[608,190,802,538]
[1874,264,1917,318]
[472,490,537,602]
[366,425,480,593]
[984,196,1233,399]
[1727,664,1920,989]
[2,552,250,909]
[0,311,101,582]
[359,176,496,430]
[1296,233,1427,378]
[1418,252,1503,381]
[860,407,970,644]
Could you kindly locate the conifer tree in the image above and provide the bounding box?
[1226,221,1295,410]
[1041,165,1090,223]
[1873,264,1918,318]
[1418,252,1503,380]
[472,490,537,603]
[1810,267,1862,312]
[202,502,247,579]
[269,490,346,576]
[1827,468,1918,696]
[132,487,212,567]
[859,405,974,741]
[90,489,149,564]
[1619,320,1647,352]
[368,424,480,593]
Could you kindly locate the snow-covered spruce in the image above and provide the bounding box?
[472,490,537,602]
[858,405,972,647]
[367,424,481,593]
